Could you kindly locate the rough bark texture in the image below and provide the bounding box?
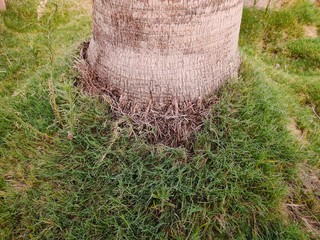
[243,0,287,8]
[87,0,243,105]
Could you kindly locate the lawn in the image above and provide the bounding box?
[0,0,319,239]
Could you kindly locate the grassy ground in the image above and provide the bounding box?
[0,0,319,239]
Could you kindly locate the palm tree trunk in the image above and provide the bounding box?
[87,0,244,105]
[244,0,285,8]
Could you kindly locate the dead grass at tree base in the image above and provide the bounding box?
[286,164,320,238]
[75,43,218,148]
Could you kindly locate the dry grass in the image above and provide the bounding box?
[287,164,320,238]
[287,118,309,145]
[76,43,219,147]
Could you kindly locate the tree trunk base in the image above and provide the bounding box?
[76,43,226,147]
[87,0,243,106]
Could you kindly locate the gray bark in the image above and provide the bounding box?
[243,0,283,8]
[87,0,244,105]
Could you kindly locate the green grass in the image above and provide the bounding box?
[0,0,319,239]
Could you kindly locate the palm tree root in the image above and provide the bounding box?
[76,42,218,148]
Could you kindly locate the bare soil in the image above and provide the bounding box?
[287,119,308,145]
[286,164,320,238]
[304,25,318,39]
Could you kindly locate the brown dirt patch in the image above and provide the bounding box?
[286,164,320,238]
[299,165,320,196]
[311,0,320,7]
[287,119,308,145]
[243,0,296,9]
[304,25,318,39]
[4,171,30,192]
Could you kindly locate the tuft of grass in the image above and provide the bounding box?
[0,0,319,239]
[286,38,320,68]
